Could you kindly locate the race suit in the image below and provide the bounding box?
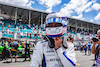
[30,40,76,67]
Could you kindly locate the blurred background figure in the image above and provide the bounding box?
[84,42,87,55]
[23,40,32,62]
[80,42,84,52]
[87,42,92,55]
[92,30,100,67]
[10,40,19,62]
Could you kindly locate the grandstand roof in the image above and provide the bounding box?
[0,2,49,24]
[0,2,49,14]
[67,16,100,25]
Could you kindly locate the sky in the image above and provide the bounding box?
[0,0,100,24]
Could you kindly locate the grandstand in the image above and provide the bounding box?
[0,2,100,41]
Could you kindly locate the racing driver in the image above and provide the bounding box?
[30,12,76,67]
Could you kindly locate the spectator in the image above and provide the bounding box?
[14,24,16,28]
[7,28,9,37]
[8,24,10,28]
[24,27,26,31]
[30,33,32,39]
[2,21,4,27]
[4,23,6,26]
[17,23,19,26]
[20,32,23,38]
[27,32,29,38]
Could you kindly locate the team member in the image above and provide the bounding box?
[1,39,8,60]
[92,29,100,67]
[23,40,32,62]
[30,13,76,67]
[10,40,19,62]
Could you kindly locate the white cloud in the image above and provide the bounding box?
[37,0,62,12]
[92,3,100,11]
[90,19,93,22]
[46,7,52,12]
[59,0,98,22]
[0,0,28,6]
[74,1,93,14]
[72,14,84,20]
[0,0,35,8]
[26,1,35,8]
[85,2,100,13]
[85,8,92,12]
[94,13,100,20]
[59,0,95,17]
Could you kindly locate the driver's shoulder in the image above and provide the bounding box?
[37,40,48,46]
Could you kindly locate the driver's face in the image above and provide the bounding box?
[46,23,62,27]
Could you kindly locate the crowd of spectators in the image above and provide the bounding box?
[1,19,45,39]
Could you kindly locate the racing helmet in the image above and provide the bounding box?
[45,12,69,37]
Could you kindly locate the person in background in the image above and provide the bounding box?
[21,41,25,47]
[92,29,100,67]
[10,40,19,62]
[27,32,29,38]
[2,21,4,27]
[1,39,6,60]
[6,28,9,37]
[69,37,77,50]
[87,42,92,55]
[84,42,87,55]
[20,32,23,38]
[69,37,74,43]
[8,38,11,47]
[18,41,20,46]
[8,24,10,28]
[0,39,5,46]
[80,42,84,52]
[17,22,19,26]
[23,40,31,62]
[30,33,32,39]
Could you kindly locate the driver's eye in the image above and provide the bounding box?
[46,23,62,27]
[55,24,58,27]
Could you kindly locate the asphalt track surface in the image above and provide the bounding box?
[0,51,95,67]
